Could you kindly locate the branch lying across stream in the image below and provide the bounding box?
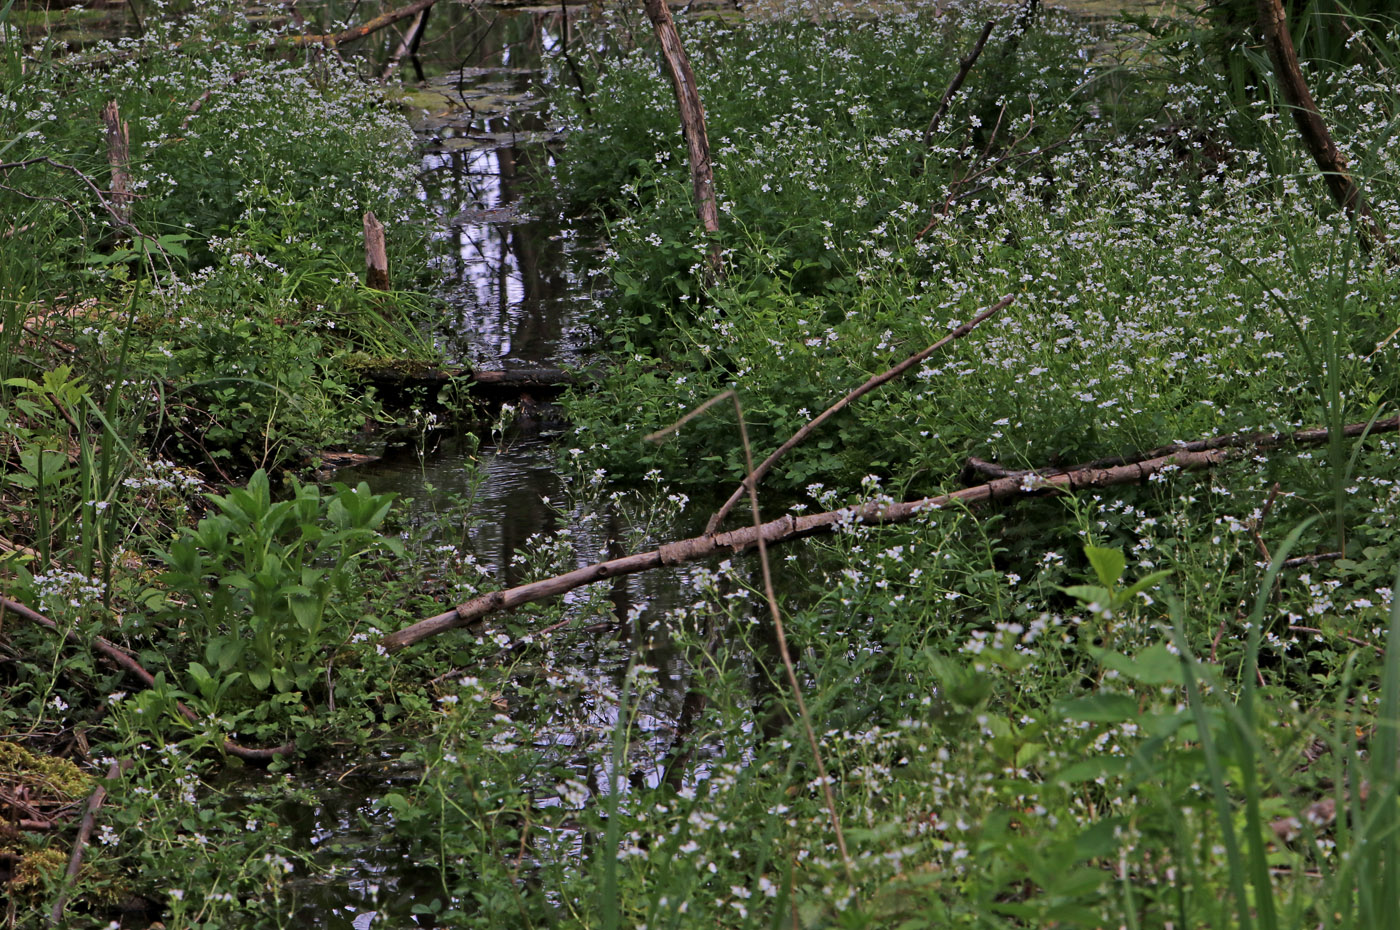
[382,414,1400,651]
[285,0,446,49]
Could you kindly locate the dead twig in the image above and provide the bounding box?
[1281,551,1343,569]
[180,70,249,131]
[705,296,1014,535]
[922,21,995,148]
[0,597,294,761]
[1249,482,1281,564]
[48,759,130,927]
[730,394,853,881]
[963,416,1400,483]
[1288,624,1381,655]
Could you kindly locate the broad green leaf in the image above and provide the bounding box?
[1057,692,1139,722]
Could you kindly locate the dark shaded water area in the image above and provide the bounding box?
[229,8,750,926]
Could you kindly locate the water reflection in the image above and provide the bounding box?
[282,7,752,924]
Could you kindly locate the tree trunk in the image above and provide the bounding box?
[639,0,721,273]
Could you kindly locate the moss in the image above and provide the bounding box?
[11,846,67,892]
[0,742,92,802]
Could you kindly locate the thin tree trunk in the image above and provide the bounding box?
[1254,0,1390,253]
[363,211,390,290]
[639,0,721,273]
[100,100,131,228]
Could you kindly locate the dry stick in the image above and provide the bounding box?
[1289,624,1382,656]
[639,0,721,275]
[0,597,295,761]
[922,21,995,148]
[100,101,131,229]
[286,0,441,49]
[48,759,130,927]
[180,70,249,131]
[705,295,1014,535]
[1249,482,1282,564]
[385,413,1400,651]
[1254,0,1393,258]
[962,415,1400,484]
[363,211,390,291]
[732,395,853,881]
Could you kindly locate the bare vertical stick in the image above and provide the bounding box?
[101,100,131,228]
[732,394,854,882]
[363,211,390,290]
[48,759,130,927]
[1254,0,1390,254]
[638,0,721,273]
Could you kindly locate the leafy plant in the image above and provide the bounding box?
[160,469,402,708]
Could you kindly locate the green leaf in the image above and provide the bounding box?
[1087,643,1183,686]
[1084,544,1126,589]
[1056,693,1139,723]
[1055,756,1129,784]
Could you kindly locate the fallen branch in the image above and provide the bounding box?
[961,415,1400,484]
[383,413,1400,652]
[0,597,294,761]
[705,295,1013,535]
[1254,0,1392,257]
[286,0,441,49]
[48,759,129,927]
[923,20,995,148]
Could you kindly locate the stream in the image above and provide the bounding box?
[264,9,727,925]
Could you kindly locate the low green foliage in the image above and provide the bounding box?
[160,469,402,705]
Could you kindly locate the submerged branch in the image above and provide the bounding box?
[383,414,1400,652]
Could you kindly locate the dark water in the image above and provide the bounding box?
[266,10,723,926]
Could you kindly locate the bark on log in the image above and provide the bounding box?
[639,0,721,273]
[363,211,390,291]
[1254,0,1390,254]
[382,414,1400,652]
[100,100,131,227]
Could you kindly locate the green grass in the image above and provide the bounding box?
[6,0,1400,925]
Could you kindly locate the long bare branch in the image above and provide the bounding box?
[705,295,1013,535]
[285,0,442,49]
[381,413,1400,652]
